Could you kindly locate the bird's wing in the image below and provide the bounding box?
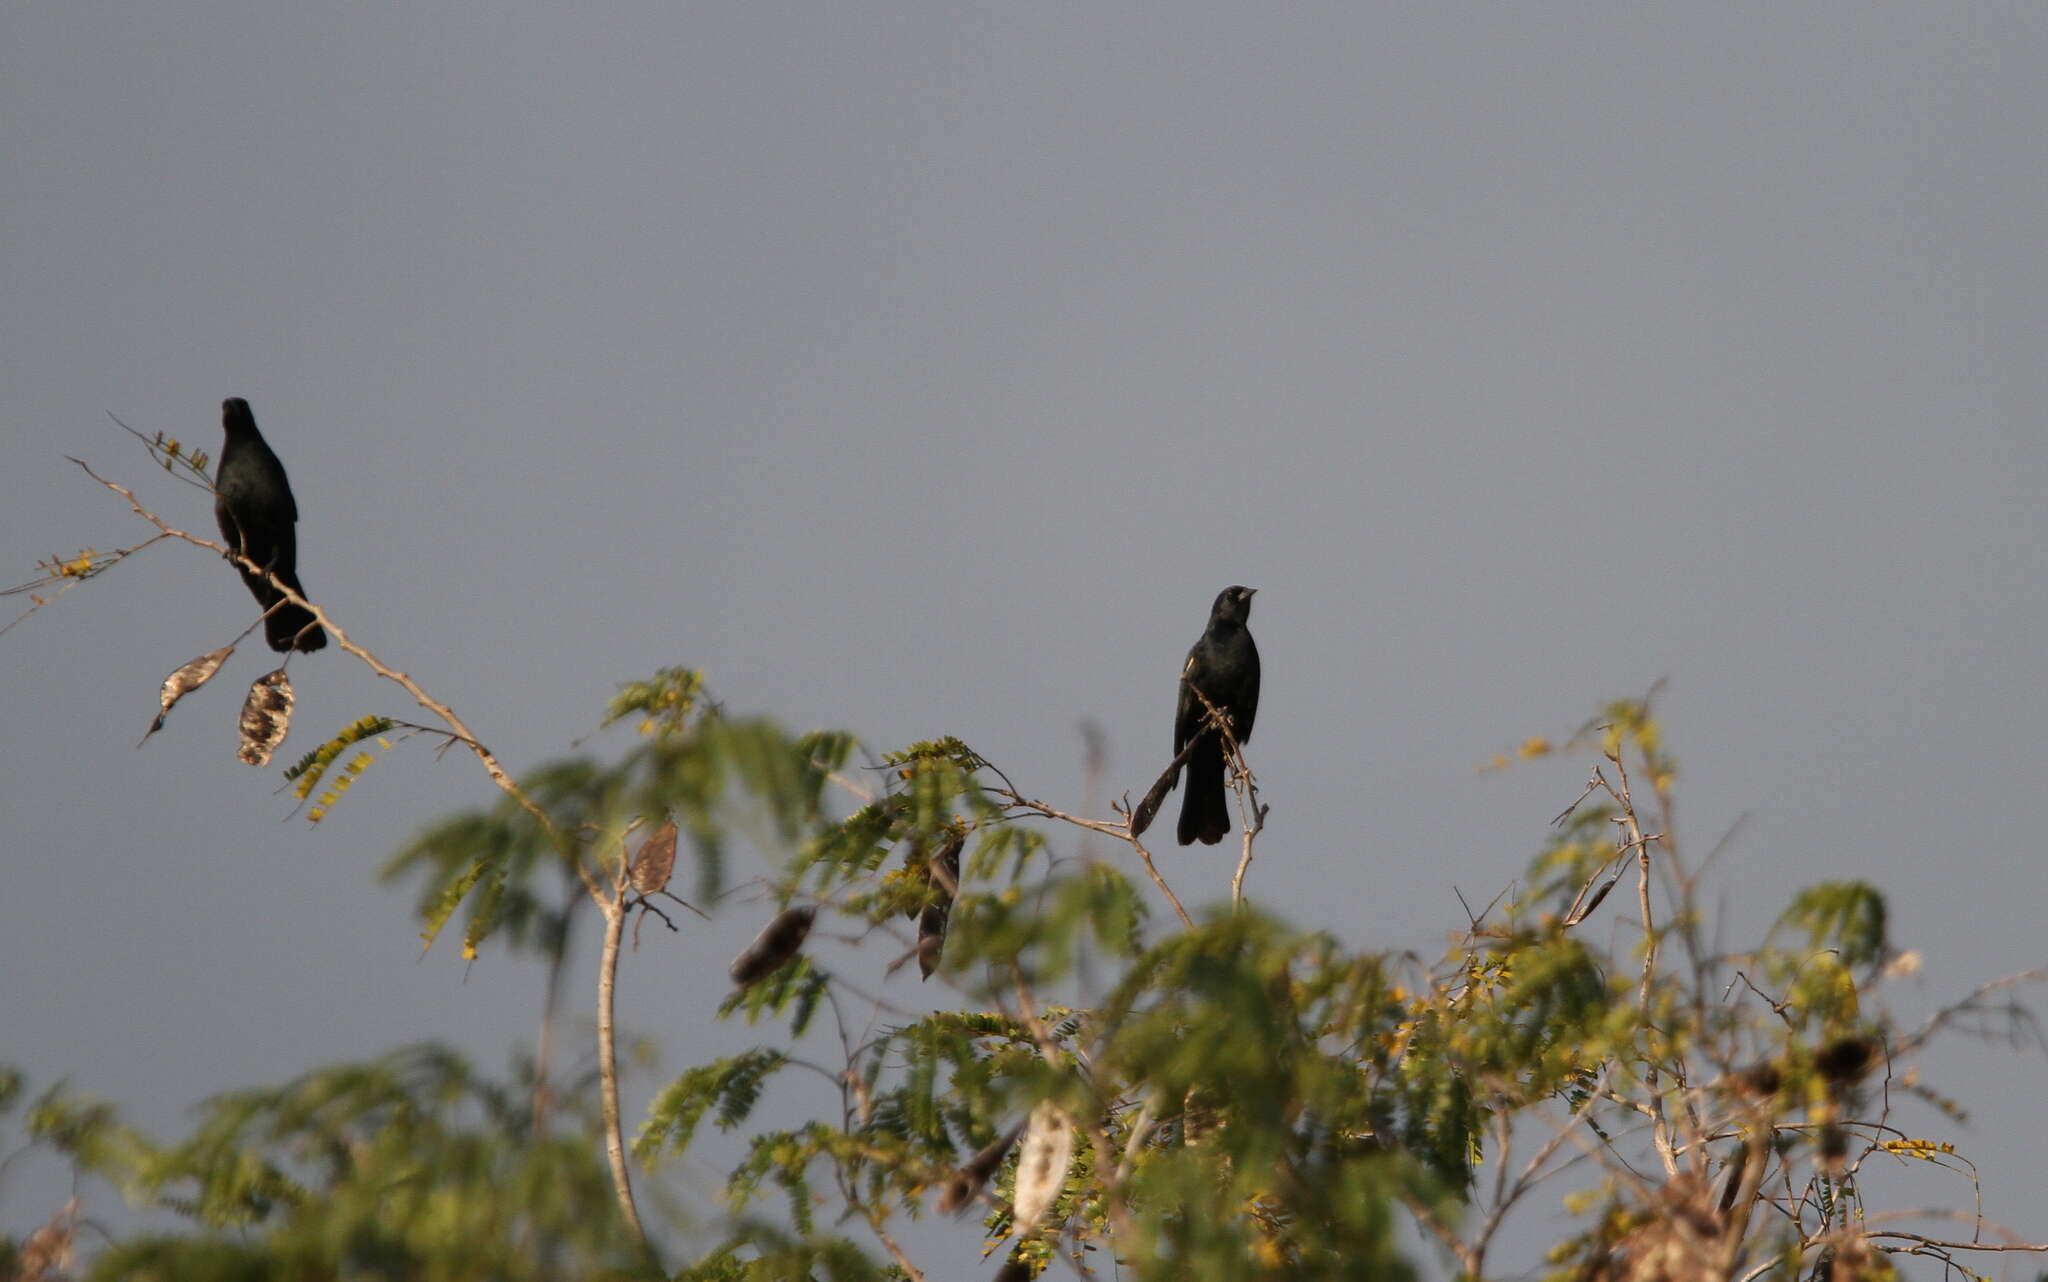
[263,446,300,523]
[1236,635,1260,744]
[1174,647,1209,753]
[214,500,243,554]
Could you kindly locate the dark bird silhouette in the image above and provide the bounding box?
[1172,585,1260,845]
[214,398,325,652]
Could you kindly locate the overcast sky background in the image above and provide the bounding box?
[6,5,2048,1276]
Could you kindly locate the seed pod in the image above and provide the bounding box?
[917,834,963,980]
[630,821,679,896]
[936,1120,1024,1215]
[1562,871,1621,927]
[916,906,949,981]
[1130,764,1177,839]
[729,905,816,988]
[140,645,234,744]
[1010,1102,1074,1236]
[236,667,294,767]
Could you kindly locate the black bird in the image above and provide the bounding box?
[214,398,326,652]
[1173,585,1260,845]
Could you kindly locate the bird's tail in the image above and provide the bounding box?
[249,569,327,652]
[1176,747,1232,846]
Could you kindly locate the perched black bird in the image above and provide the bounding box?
[1173,586,1260,845]
[214,398,325,652]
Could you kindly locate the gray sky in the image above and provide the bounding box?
[6,4,2048,1274]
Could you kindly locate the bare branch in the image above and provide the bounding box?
[994,787,1195,930]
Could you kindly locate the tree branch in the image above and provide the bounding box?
[596,858,652,1257]
[70,458,604,906]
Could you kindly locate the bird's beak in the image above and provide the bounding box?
[1247,588,1258,597]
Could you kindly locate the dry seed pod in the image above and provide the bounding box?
[936,1120,1024,1215]
[916,834,963,981]
[630,821,679,896]
[1131,728,1206,840]
[729,905,816,988]
[916,906,949,981]
[12,1196,78,1282]
[1010,1101,1074,1236]
[140,645,234,744]
[1130,762,1177,839]
[236,667,294,767]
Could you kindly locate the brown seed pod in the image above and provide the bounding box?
[1130,749,1187,840]
[916,909,949,981]
[236,667,294,767]
[630,821,679,896]
[140,645,235,744]
[728,905,817,988]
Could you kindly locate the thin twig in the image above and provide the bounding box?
[1468,1066,1617,1272]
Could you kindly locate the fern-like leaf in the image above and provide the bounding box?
[285,716,395,792]
[634,1049,790,1163]
[418,858,490,952]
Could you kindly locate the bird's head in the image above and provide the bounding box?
[222,397,257,435]
[1211,584,1257,624]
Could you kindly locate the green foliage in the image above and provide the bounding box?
[618,699,2022,1282]
[384,696,839,957]
[1778,880,1890,972]
[28,1046,649,1282]
[605,667,707,739]
[635,1050,791,1163]
[25,655,2037,1280]
[718,958,829,1035]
